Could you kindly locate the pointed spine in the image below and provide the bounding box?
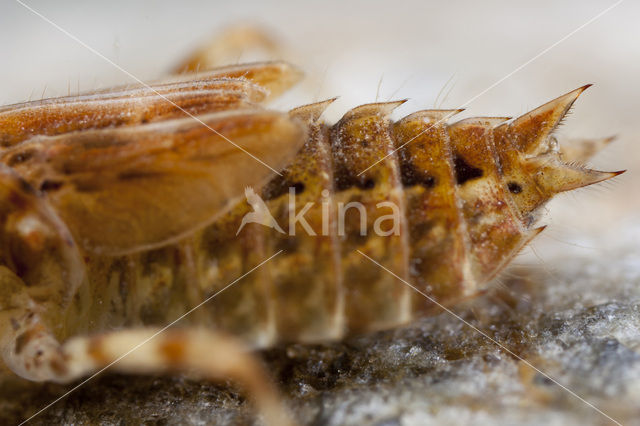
[495,85,591,156]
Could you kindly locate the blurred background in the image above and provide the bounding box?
[0,0,637,264]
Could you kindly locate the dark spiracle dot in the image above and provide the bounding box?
[357,178,376,190]
[507,182,523,194]
[291,182,306,195]
[39,180,64,192]
[421,175,436,189]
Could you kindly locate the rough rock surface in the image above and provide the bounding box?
[2,221,639,425]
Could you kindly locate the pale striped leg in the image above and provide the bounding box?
[4,324,293,426]
[173,24,285,73]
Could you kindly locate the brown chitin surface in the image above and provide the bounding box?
[113,100,342,347]
[0,79,265,148]
[236,88,619,341]
[192,205,275,346]
[447,117,533,288]
[329,102,411,333]
[261,100,343,343]
[170,62,303,102]
[391,110,473,314]
[74,249,189,334]
[2,109,305,256]
[0,62,308,350]
[0,167,85,339]
[492,85,620,225]
[0,61,301,148]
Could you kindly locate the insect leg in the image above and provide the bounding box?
[0,290,70,382]
[169,25,303,103]
[61,327,294,426]
[2,310,292,425]
[0,166,86,381]
[173,24,286,74]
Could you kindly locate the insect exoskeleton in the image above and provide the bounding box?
[0,59,622,426]
[219,84,621,345]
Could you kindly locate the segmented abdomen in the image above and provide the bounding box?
[71,86,610,349]
[181,100,532,347]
